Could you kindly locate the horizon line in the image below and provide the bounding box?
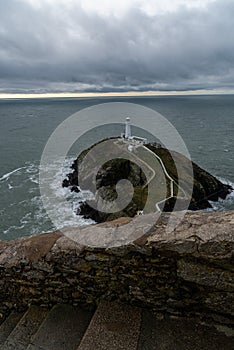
[0,89,234,99]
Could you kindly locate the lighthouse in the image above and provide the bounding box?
[121,116,147,144]
[125,117,131,139]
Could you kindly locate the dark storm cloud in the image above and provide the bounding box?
[0,0,234,93]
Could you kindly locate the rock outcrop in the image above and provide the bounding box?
[63,138,232,222]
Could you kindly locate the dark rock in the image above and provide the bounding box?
[77,202,110,223]
[71,186,80,193]
[158,197,213,212]
[62,160,79,188]
[62,179,70,188]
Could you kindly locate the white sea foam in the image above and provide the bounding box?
[39,156,95,229]
[3,224,25,236]
[29,176,39,184]
[0,166,27,182]
[1,158,95,239]
[208,178,234,212]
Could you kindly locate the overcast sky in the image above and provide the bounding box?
[0,0,234,94]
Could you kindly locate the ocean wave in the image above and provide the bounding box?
[0,166,27,182]
[1,158,95,239]
[3,224,25,236]
[208,178,234,212]
[39,156,95,229]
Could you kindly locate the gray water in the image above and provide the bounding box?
[0,95,233,240]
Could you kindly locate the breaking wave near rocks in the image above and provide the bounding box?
[0,157,233,241]
[0,158,94,240]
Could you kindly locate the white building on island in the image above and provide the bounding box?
[121,117,147,145]
[125,117,131,138]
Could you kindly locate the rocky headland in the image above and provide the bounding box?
[63,138,233,223]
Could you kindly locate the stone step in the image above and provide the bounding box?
[138,310,234,350]
[27,304,94,350]
[0,311,25,346]
[1,305,48,350]
[78,301,142,350]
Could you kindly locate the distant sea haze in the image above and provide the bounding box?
[0,95,233,240]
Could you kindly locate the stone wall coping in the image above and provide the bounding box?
[0,210,233,267]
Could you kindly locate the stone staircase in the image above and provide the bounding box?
[0,302,233,350]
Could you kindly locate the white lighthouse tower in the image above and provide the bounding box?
[125,117,131,139]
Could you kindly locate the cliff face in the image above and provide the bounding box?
[0,211,233,327]
[63,139,232,223]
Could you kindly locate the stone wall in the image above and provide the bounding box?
[0,211,233,326]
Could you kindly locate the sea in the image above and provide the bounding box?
[0,95,233,241]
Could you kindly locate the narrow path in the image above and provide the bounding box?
[114,139,156,189]
[142,145,188,211]
[115,139,188,212]
[142,145,175,196]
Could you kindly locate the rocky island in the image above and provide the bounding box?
[63,134,232,223]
